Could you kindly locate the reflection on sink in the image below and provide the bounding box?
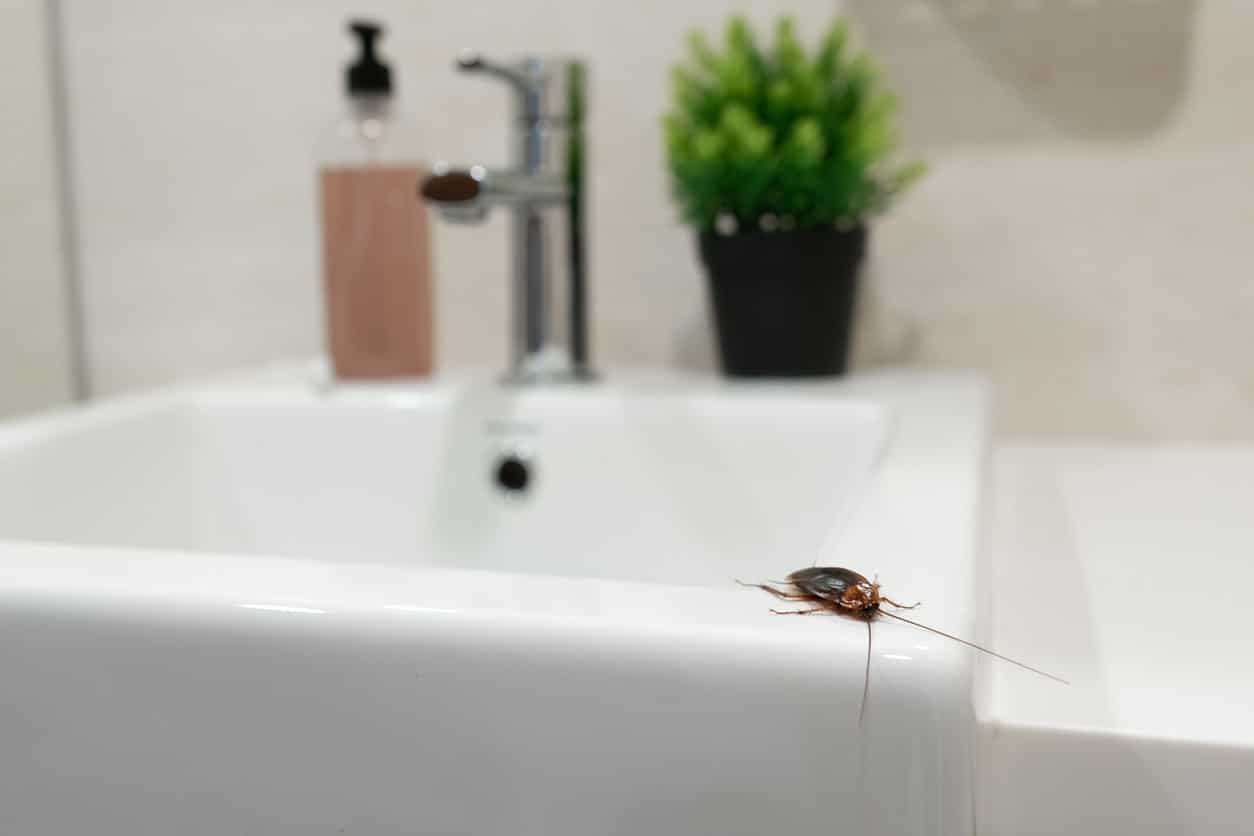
[0,383,889,586]
[0,370,988,836]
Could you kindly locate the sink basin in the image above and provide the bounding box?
[0,369,988,835]
[0,381,889,586]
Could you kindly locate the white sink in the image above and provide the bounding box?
[0,369,988,835]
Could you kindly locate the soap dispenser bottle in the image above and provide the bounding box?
[319,20,433,379]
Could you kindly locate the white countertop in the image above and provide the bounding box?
[981,443,1254,835]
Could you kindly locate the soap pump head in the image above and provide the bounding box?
[346,20,391,97]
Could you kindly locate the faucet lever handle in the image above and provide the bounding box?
[455,51,536,94]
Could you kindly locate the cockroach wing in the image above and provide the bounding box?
[787,567,870,603]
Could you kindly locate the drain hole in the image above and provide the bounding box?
[495,455,531,494]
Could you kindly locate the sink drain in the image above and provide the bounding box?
[494,454,532,495]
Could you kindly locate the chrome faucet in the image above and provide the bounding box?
[421,53,592,383]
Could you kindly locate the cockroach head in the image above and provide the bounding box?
[838,579,879,612]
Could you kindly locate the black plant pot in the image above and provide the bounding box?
[698,225,867,377]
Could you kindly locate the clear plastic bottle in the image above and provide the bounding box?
[318,21,433,379]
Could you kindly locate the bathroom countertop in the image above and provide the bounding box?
[980,443,1254,835]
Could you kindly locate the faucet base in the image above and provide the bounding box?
[501,346,596,386]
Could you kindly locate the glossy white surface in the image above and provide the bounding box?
[980,445,1254,835]
[0,370,988,835]
[0,379,888,586]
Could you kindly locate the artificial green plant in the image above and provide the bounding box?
[664,16,923,233]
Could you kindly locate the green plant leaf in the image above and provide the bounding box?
[664,14,922,231]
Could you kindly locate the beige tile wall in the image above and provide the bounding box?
[854,0,1254,439]
[59,0,1254,438]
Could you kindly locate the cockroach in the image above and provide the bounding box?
[739,567,1067,725]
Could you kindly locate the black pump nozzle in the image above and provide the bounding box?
[346,20,391,96]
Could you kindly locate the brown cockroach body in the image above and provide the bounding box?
[739,567,1067,724]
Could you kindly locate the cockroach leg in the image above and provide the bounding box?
[736,580,807,602]
[769,607,828,616]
